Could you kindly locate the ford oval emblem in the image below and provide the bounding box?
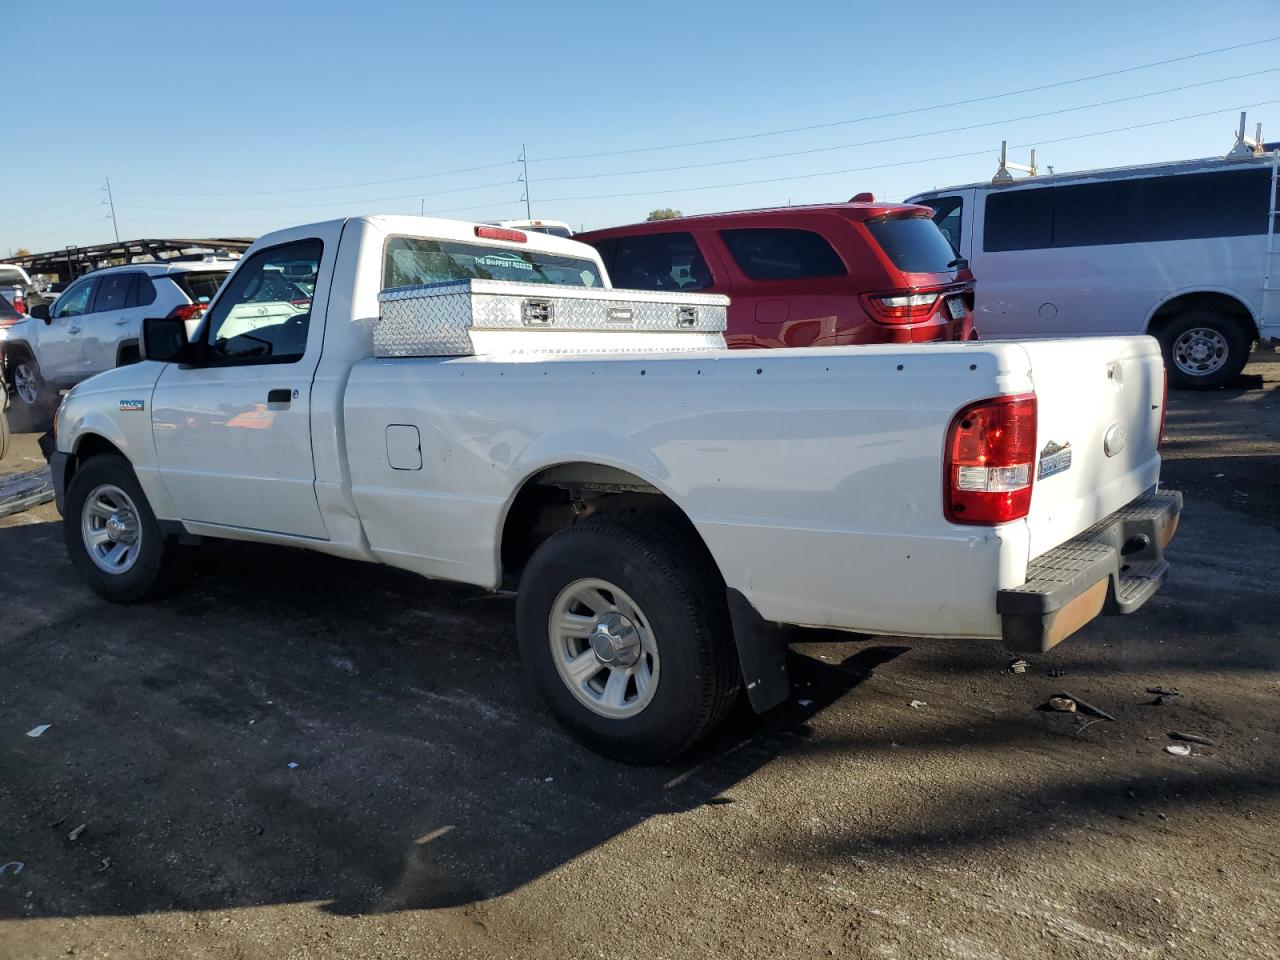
[1103,423,1127,457]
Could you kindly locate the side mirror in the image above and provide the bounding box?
[30,304,50,322]
[141,316,201,364]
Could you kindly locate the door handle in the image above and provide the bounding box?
[267,388,292,404]
[115,317,129,325]
[69,325,81,335]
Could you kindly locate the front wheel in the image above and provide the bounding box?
[516,518,741,764]
[1158,312,1252,389]
[6,355,58,433]
[63,454,174,602]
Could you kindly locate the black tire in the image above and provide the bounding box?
[1156,311,1252,389]
[63,454,174,603]
[517,517,740,764]
[5,353,57,433]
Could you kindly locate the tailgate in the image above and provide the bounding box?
[1018,336,1165,560]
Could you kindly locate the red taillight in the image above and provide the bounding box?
[13,293,26,315]
[944,394,1037,525]
[1157,368,1168,451]
[861,290,941,323]
[167,303,207,322]
[475,225,527,243]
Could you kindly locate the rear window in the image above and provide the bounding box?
[0,292,20,319]
[383,237,602,288]
[169,270,229,305]
[0,268,27,287]
[720,228,846,281]
[864,216,960,273]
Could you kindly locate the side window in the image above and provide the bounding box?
[611,232,712,291]
[92,273,134,313]
[983,189,1054,252]
[204,239,321,365]
[131,273,157,307]
[1140,169,1270,242]
[51,278,96,318]
[1051,180,1140,248]
[719,228,846,280]
[922,197,963,251]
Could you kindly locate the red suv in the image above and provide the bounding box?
[577,200,975,348]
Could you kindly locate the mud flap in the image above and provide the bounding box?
[726,589,791,713]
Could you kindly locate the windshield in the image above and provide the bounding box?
[865,216,960,273]
[383,237,602,289]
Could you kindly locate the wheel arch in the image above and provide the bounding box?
[1145,289,1259,340]
[498,460,707,581]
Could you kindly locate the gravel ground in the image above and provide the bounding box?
[0,353,1277,960]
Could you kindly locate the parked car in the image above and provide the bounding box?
[0,259,234,431]
[46,215,1177,763]
[906,151,1280,388]
[0,264,36,315]
[576,200,975,349]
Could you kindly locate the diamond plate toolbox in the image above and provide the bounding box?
[374,279,729,357]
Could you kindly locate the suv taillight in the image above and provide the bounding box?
[860,290,941,323]
[12,293,26,315]
[944,394,1037,525]
[168,303,207,322]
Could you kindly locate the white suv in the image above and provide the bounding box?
[0,259,234,431]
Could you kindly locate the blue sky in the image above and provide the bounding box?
[2,0,1278,254]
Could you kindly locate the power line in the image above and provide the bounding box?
[536,68,1278,184]
[538,100,1280,204]
[115,177,518,213]
[532,36,1280,162]
[113,159,517,197]
[117,198,525,228]
[0,189,100,227]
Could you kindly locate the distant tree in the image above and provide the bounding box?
[14,248,31,256]
[646,208,682,221]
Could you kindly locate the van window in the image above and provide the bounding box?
[984,189,1054,252]
[610,232,711,290]
[1052,180,1140,247]
[864,216,959,273]
[384,237,602,288]
[720,228,846,280]
[922,197,963,250]
[1139,169,1270,241]
[984,167,1272,252]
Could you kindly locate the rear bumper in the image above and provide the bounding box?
[998,490,1182,652]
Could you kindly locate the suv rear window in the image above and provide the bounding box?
[383,237,602,288]
[720,228,846,281]
[864,216,959,273]
[169,270,229,305]
[0,292,20,320]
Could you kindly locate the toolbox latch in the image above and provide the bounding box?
[522,299,554,325]
[677,306,697,328]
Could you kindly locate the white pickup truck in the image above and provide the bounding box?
[45,215,1181,763]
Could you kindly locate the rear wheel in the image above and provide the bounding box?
[64,455,174,602]
[6,354,58,432]
[1157,311,1251,389]
[516,518,740,764]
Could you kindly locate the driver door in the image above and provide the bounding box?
[151,238,329,539]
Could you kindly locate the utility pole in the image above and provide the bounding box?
[419,199,425,216]
[103,177,120,242]
[519,143,532,219]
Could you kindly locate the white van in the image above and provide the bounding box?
[908,152,1279,388]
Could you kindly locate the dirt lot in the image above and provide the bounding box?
[1,354,1277,960]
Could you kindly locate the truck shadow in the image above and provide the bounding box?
[0,514,1274,921]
